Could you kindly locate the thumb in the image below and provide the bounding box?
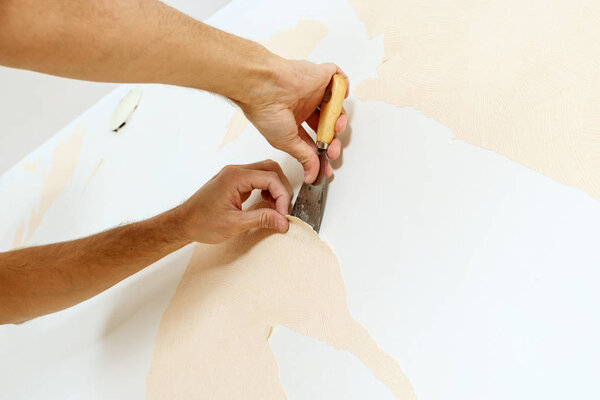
[240,208,289,233]
[277,134,320,184]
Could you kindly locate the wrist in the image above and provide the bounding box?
[160,205,195,246]
[229,48,288,107]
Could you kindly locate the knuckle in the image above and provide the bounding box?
[301,156,313,167]
[221,165,235,174]
[220,165,240,181]
[259,211,273,229]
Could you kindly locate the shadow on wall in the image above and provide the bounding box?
[97,245,195,367]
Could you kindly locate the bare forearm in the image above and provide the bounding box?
[0,208,190,324]
[0,0,281,104]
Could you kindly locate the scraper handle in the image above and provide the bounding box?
[316,74,347,146]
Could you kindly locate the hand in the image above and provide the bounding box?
[239,59,349,184]
[174,160,293,244]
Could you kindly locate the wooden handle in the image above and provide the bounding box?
[316,74,346,145]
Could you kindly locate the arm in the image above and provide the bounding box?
[0,211,188,324]
[0,160,292,324]
[0,0,272,104]
[0,0,348,183]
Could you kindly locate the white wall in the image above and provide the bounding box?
[0,0,231,175]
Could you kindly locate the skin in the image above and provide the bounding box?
[0,161,293,324]
[0,0,348,181]
[0,0,349,324]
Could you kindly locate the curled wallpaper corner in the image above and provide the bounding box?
[110,86,143,132]
[147,216,416,399]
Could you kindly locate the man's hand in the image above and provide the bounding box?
[0,160,293,323]
[0,0,349,183]
[239,60,349,184]
[174,160,293,244]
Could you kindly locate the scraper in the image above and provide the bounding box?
[291,74,347,233]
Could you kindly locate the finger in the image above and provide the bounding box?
[241,191,252,203]
[241,159,293,198]
[298,125,317,149]
[333,65,350,98]
[236,169,291,216]
[275,128,320,184]
[306,104,348,136]
[319,62,339,81]
[261,190,273,202]
[298,124,341,174]
[306,109,320,133]
[298,122,342,160]
[294,129,337,178]
[327,136,342,160]
[335,109,348,133]
[321,63,350,98]
[297,125,325,184]
[260,190,282,211]
[238,208,289,233]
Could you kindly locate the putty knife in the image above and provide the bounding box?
[291,74,347,233]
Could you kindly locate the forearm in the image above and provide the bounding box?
[0,0,281,104]
[0,208,190,324]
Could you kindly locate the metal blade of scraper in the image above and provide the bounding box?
[291,149,328,232]
[290,73,347,232]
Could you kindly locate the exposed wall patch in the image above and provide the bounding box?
[147,217,416,399]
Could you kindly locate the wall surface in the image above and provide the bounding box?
[0,0,231,174]
[2,1,600,399]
